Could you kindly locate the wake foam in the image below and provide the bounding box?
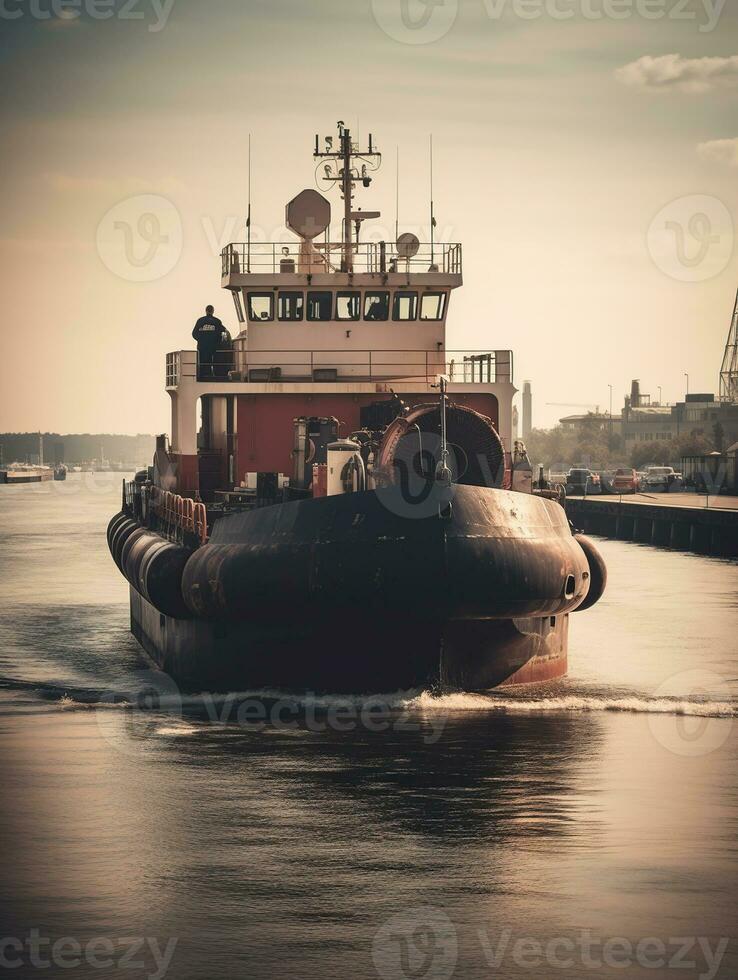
[403,691,736,718]
[53,688,736,719]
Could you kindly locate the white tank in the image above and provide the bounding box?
[327,440,364,495]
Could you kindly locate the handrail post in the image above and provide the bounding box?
[369,350,372,380]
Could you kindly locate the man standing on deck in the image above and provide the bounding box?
[192,305,228,379]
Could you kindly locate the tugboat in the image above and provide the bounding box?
[107,122,606,693]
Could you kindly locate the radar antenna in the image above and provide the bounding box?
[314,121,381,272]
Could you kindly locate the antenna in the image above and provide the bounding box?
[246,133,252,273]
[395,146,400,243]
[429,134,436,269]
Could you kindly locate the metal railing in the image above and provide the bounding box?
[124,480,208,546]
[169,348,512,385]
[165,351,181,387]
[221,241,462,277]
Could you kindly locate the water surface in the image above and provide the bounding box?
[1,475,736,979]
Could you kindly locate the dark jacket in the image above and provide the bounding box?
[192,316,226,351]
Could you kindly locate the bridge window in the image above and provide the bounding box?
[307,291,332,321]
[278,291,304,321]
[364,291,389,321]
[335,291,361,321]
[247,292,273,321]
[392,291,418,321]
[420,292,447,321]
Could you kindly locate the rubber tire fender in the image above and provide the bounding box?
[573,534,607,612]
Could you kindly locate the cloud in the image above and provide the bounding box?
[615,54,738,94]
[697,138,738,167]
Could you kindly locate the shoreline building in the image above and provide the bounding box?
[522,381,532,440]
[559,380,738,449]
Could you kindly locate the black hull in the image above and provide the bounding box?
[130,586,568,693]
[110,485,601,693]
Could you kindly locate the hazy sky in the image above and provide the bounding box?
[1,0,737,434]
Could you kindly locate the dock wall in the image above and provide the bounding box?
[565,497,738,559]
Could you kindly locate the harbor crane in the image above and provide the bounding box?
[719,287,738,404]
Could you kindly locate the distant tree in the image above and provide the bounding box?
[525,416,624,472]
[526,426,578,472]
[631,442,672,469]
[630,430,714,470]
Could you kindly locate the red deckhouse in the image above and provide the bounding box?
[164,121,513,497]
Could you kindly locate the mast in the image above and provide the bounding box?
[314,121,381,272]
[435,377,451,487]
[341,124,352,271]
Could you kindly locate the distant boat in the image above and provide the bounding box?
[54,464,68,481]
[0,463,54,484]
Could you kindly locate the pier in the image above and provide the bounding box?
[565,493,738,558]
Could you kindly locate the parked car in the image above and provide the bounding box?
[643,466,682,491]
[565,468,601,495]
[612,467,639,494]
